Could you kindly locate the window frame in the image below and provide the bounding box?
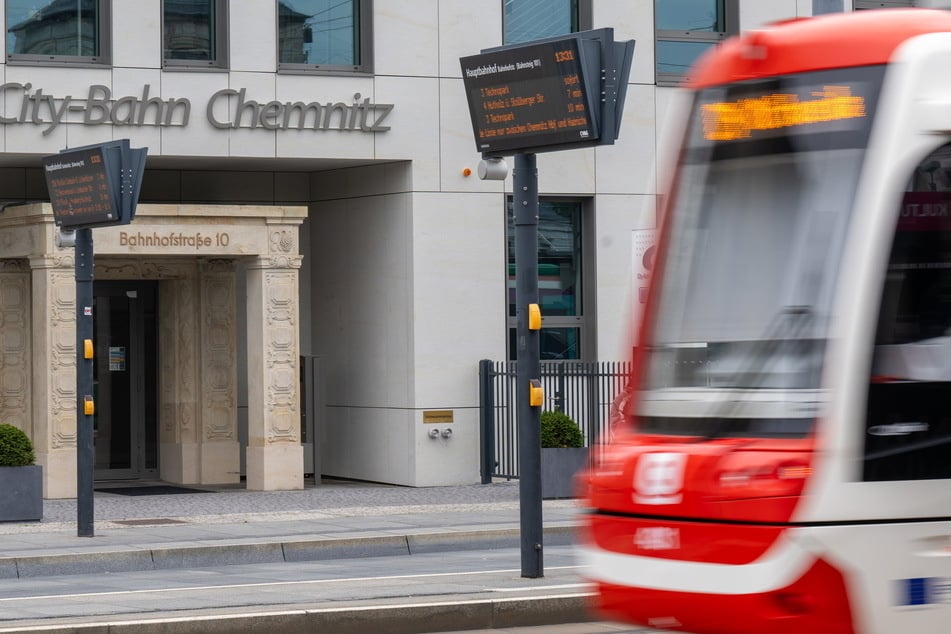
[854,1,916,9]
[655,0,738,86]
[162,0,229,70]
[277,0,374,75]
[502,0,593,46]
[506,197,595,362]
[6,0,112,66]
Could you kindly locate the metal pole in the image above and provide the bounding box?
[75,228,95,537]
[479,359,495,485]
[514,152,542,578]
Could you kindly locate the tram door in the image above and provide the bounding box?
[93,281,158,481]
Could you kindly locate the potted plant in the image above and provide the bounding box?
[0,423,42,522]
[540,410,587,499]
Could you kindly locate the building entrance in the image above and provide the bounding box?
[0,202,306,497]
[93,281,159,481]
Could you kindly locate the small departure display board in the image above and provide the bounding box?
[43,147,119,227]
[461,37,599,155]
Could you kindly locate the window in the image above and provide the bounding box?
[503,0,592,45]
[7,0,111,64]
[164,0,228,68]
[507,199,587,361]
[655,0,737,85]
[864,143,951,481]
[812,0,843,14]
[278,0,373,73]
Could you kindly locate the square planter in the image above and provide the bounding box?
[0,465,42,522]
[541,447,588,499]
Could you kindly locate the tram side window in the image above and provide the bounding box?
[864,144,951,481]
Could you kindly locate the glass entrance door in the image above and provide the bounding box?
[93,281,158,481]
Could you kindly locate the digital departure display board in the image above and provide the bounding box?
[461,37,600,155]
[43,140,147,229]
[43,147,119,227]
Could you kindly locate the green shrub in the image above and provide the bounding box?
[0,424,35,467]
[540,410,584,448]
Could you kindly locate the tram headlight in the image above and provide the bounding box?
[715,454,812,497]
[777,464,812,480]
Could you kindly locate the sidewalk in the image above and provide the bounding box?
[0,478,580,576]
[0,479,623,634]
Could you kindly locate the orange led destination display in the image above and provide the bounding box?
[461,37,598,154]
[701,85,866,142]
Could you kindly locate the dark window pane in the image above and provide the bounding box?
[656,39,716,75]
[656,0,722,32]
[541,327,581,359]
[504,0,578,44]
[7,0,100,56]
[279,0,359,65]
[164,0,215,61]
[507,200,582,318]
[865,143,951,481]
[509,327,581,360]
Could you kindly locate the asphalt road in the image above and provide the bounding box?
[0,544,609,633]
[0,480,670,633]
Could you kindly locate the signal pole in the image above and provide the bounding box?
[75,228,95,537]
[514,152,543,578]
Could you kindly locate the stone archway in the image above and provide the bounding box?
[0,203,306,498]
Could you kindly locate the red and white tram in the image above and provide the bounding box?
[578,8,951,634]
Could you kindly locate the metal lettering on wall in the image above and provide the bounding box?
[0,83,394,136]
[118,231,231,250]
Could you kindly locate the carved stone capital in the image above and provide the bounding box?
[248,254,303,270]
[29,254,74,270]
[199,258,236,274]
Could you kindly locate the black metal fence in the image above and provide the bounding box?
[479,359,632,482]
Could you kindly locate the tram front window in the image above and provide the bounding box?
[638,66,884,438]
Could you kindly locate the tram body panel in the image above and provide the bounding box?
[580,9,951,634]
[804,522,951,634]
[581,521,951,633]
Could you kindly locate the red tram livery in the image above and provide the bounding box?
[579,8,951,634]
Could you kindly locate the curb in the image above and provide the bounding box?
[0,525,577,579]
[0,593,596,634]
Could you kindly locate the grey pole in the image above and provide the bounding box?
[513,152,542,578]
[479,359,495,485]
[75,227,95,537]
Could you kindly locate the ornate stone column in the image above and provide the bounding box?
[198,259,240,484]
[29,254,77,499]
[245,228,303,490]
[158,271,202,483]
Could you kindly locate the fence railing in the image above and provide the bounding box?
[479,359,632,482]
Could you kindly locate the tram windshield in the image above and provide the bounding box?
[638,66,885,438]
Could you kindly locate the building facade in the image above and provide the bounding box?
[0,0,916,498]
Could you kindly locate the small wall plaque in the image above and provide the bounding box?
[423,410,454,424]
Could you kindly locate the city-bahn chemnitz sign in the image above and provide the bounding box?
[0,83,395,136]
